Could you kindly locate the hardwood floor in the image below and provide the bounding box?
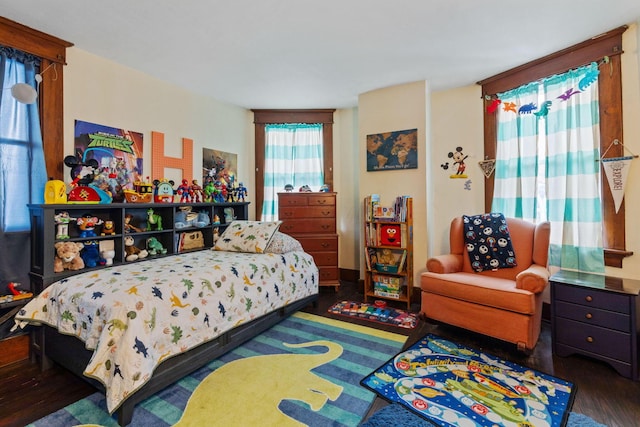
[1,281,639,427]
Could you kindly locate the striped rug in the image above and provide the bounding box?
[29,312,407,427]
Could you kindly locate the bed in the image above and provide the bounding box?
[14,225,319,426]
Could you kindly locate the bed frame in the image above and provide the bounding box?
[31,293,318,426]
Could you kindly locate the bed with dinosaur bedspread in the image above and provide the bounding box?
[14,225,319,426]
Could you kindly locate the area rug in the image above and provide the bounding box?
[361,334,576,427]
[360,403,607,427]
[328,300,418,329]
[28,312,407,427]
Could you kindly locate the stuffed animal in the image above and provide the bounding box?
[101,220,116,236]
[146,236,167,255]
[53,241,85,273]
[378,248,396,266]
[124,235,148,262]
[80,240,105,268]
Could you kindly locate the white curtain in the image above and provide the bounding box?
[493,63,604,272]
[261,124,324,221]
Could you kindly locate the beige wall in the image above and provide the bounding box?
[60,21,640,281]
[63,48,256,218]
[357,81,429,287]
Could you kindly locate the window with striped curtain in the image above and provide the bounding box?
[261,123,324,221]
[492,62,604,273]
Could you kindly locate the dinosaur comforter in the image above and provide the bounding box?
[14,249,318,413]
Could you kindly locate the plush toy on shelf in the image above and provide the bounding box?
[53,241,85,273]
[81,240,105,268]
[124,235,148,262]
[146,237,167,256]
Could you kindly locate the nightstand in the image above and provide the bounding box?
[550,270,639,380]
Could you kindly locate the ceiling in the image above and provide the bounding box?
[2,0,640,109]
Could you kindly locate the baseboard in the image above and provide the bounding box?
[0,334,29,368]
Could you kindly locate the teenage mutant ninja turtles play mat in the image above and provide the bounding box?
[361,334,576,427]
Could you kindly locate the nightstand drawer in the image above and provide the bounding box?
[555,317,632,362]
[555,300,630,332]
[554,283,631,314]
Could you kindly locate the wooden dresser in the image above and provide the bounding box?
[278,192,339,290]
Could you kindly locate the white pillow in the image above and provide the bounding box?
[265,231,303,254]
[214,220,282,253]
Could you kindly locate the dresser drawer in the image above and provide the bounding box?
[307,194,335,206]
[278,194,311,207]
[554,283,631,314]
[280,219,335,234]
[319,266,339,282]
[555,317,632,362]
[554,300,630,332]
[309,252,338,267]
[279,206,336,219]
[296,236,338,252]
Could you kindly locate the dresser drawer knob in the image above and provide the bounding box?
[321,242,329,248]
[586,336,594,343]
[585,296,593,302]
[322,211,331,216]
[585,313,593,319]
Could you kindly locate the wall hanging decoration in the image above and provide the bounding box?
[599,139,638,213]
[74,120,144,203]
[478,158,496,178]
[366,128,418,171]
[446,146,468,179]
[202,148,238,202]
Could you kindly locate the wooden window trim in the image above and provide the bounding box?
[477,25,630,267]
[0,17,73,180]
[252,109,335,219]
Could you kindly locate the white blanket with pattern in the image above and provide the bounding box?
[14,249,318,413]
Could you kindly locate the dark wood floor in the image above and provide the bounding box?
[1,281,639,427]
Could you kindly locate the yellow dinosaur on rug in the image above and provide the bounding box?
[174,339,344,427]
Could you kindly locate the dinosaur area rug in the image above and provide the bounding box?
[328,300,418,329]
[361,334,576,427]
[28,312,407,427]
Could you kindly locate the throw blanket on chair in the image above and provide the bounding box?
[463,213,516,272]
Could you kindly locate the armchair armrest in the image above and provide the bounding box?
[426,254,463,274]
[516,264,550,294]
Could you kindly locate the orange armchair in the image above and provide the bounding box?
[420,216,551,351]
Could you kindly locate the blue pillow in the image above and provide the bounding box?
[463,213,517,272]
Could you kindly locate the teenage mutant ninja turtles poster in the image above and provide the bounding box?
[73,120,144,202]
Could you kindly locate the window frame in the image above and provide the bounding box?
[0,17,72,180]
[478,25,630,268]
[252,109,335,219]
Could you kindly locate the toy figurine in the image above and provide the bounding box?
[76,214,103,238]
[213,214,220,225]
[54,211,75,239]
[146,208,163,231]
[224,207,235,224]
[236,182,248,201]
[124,213,143,233]
[191,180,204,203]
[177,179,192,203]
[226,183,235,202]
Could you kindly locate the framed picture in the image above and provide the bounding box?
[366,128,418,171]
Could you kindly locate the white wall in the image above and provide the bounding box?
[63,48,255,217]
[357,81,429,287]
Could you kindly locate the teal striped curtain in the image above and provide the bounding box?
[261,123,324,221]
[493,63,604,272]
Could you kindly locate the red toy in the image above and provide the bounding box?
[380,224,401,247]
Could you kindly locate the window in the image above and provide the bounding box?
[261,123,324,220]
[479,26,630,268]
[253,109,335,220]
